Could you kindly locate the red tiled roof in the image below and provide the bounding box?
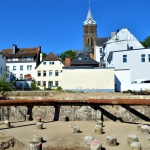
[43,52,59,61]
[1,46,41,64]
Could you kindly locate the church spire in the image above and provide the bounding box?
[83,1,96,25]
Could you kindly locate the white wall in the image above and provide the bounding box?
[115,70,131,91]
[0,53,6,79]
[62,68,114,92]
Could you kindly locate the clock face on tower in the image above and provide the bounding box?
[88,19,93,24]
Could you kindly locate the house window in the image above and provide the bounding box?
[22,58,25,61]
[49,70,52,76]
[0,67,2,74]
[27,57,33,61]
[148,54,150,62]
[55,81,58,87]
[43,70,46,77]
[84,57,88,60]
[27,65,32,70]
[38,71,41,77]
[49,61,54,65]
[141,54,145,62]
[99,48,103,53]
[37,81,41,86]
[6,73,9,79]
[12,58,18,61]
[8,58,11,61]
[13,66,16,70]
[43,81,46,87]
[20,65,23,70]
[100,58,103,63]
[55,70,59,76]
[123,55,127,63]
[6,66,10,71]
[13,74,16,80]
[43,62,46,65]
[78,57,82,60]
[20,74,23,80]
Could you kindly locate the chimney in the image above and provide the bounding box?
[65,57,71,67]
[40,53,42,62]
[12,44,17,54]
[38,46,41,52]
[111,32,116,38]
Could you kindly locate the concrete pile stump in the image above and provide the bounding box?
[90,140,102,150]
[62,116,67,121]
[141,125,149,135]
[33,135,43,143]
[130,142,142,150]
[72,125,80,134]
[84,135,94,146]
[97,120,103,126]
[106,135,117,146]
[127,134,139,146]
[36,122,43,130]
[95,125,103,134]
[29,141,42,150]
[36,117,41,123]
[26,114,30,121]
[137,124,142,131]
[4,120,10,128]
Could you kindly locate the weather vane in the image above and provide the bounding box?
[89,0,90,7]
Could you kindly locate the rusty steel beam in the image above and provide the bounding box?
[0,99,150,106]
[87,99,150,105]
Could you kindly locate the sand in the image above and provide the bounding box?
[0,120,150,150]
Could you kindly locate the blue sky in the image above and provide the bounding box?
[0,0,150,55]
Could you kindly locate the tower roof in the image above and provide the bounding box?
[83,2,97,25]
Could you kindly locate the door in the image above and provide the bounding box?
[49,81,53,88]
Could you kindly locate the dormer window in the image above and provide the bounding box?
[18,52,22,54]
[78,57,82,61]
[84,57,88,60]
[27,57,33,61]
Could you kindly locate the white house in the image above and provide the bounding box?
[35,52,64,89]
[101,28,150,91]
[1,44,42,89]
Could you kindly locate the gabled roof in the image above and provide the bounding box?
[71,53,99,65]
[43,52,59,61]
[96,38,110,46]
[1,45,41,64]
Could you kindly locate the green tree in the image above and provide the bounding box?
[0,74,13,97]
[141,36,150,48]
[59,50,76,61]
[42,52,47,59]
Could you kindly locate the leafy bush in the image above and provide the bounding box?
[57,86,62,90]
[30,82,41,91]
[0,74,13,97]
[44,87,51,91]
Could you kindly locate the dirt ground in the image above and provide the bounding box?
[0,120,150,150]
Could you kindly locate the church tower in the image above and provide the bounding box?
[83,2,97,59]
